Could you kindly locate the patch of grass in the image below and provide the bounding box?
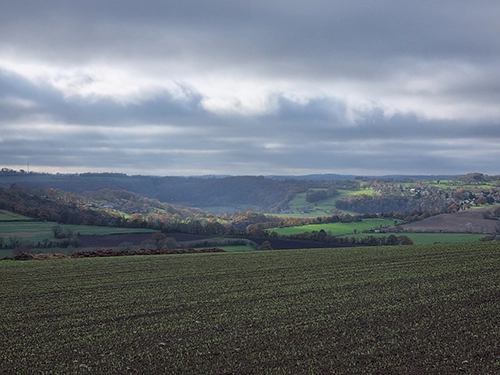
[185,237,257,250]
[270,218,397,236]
[423,179,497,189]
[280,189,374,217]
[342,188,375,196]
[0,210,32,221]
[1,243,499,374]
[195,245,256,252]
[0,221,156,243]
[0,249,13,258]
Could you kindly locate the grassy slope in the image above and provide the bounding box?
[1,242,499,374]
[270,218,397,236]
[0,221,156,243]
[207,244,256,252]
[277,188,374,218]
[422,179,498,190]
[0,210,32,221]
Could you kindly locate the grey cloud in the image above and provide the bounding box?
[260,97,500,143]
[0,69,206,126]
[3,67,499,175]
[1,1,499,175]
[3,1,499,75]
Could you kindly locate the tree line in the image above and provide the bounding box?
[0,171,361,212]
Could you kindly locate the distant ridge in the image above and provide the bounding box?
[377,174,458,181]
[268,174,356,181]
[0,168,467,181]
[268,174,456,181]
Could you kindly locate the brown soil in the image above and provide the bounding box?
[247,236,341,249]
[400,207,499,234]
[77,232,213,248]
[32,253,70,260]
[78,232,336,250]
[71,247,225,258]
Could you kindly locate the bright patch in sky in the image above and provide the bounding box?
[1,1,499,176]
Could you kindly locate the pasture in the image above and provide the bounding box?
[278,188,374,217]
[269,218,397,236]
[0,209,31,221]
[0,221,156,244]
[421,179,499,190]
[0,221,158,258]
[1,242,499,374]
[268,218,488,244]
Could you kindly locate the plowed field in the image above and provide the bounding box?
[1,243,499,374]
[400,207,499,233]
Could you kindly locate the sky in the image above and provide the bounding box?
[1,0,500,177]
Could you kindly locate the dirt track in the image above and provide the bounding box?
[400,207,499,234]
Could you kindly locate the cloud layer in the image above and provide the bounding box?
[1,1,499,175]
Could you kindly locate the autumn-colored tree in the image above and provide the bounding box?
[474,195,487,205]
[258,240,273,250]
[152,232,167,246]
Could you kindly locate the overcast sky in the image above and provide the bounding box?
[1,1,499,176]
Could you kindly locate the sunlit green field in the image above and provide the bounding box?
[277,188,374,217]
[268,219,487,244]
[1,242,499,374]
[269,218,397,236]
[418,179,499,190]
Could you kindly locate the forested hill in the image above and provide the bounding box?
[0,171,359,212]
[0,184,208,226]
[2,170,500,221]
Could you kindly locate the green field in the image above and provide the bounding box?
[278,188,373,217]
[269,218,397,236]
[1,242,499,374]
[0,209,32,221]
[268,219,486,244]
[0,221,156,244]
[207,244,256,252]
[421,179,499,190]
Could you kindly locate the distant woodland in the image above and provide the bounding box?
[1,169,500,238]
[2,170,500,254]
[0,170,359,212]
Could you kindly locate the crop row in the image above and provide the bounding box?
[1,242,499,374]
